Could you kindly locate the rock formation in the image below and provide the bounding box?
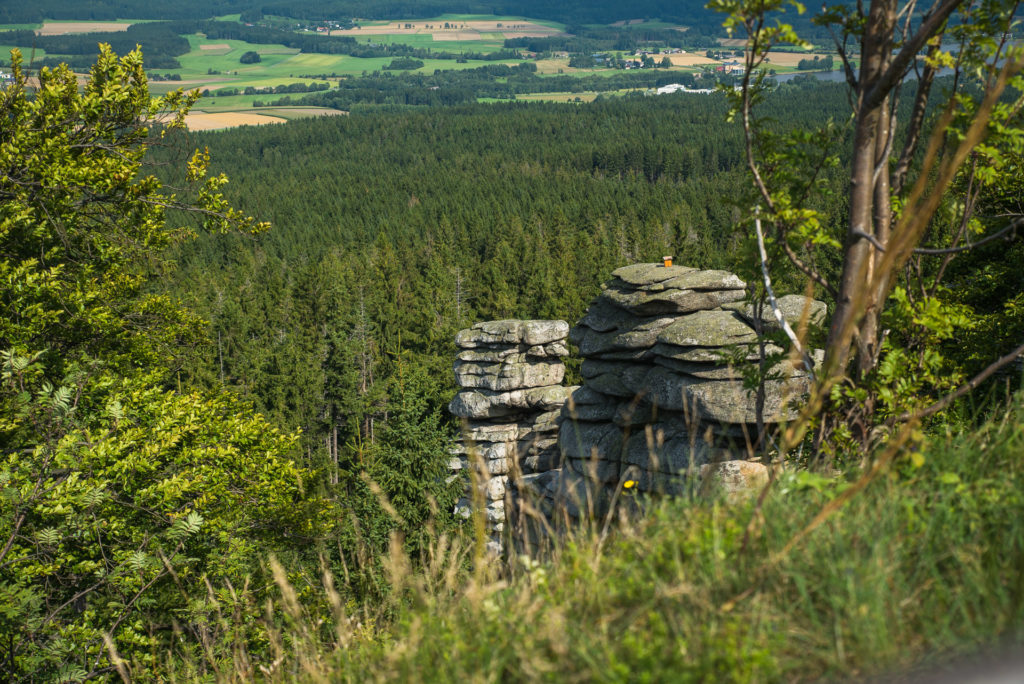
[448,264,826,557]
[560,262,824,501]
[448,320,574,554]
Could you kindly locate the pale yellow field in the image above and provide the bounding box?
[184,112,286,131]
[667,53,719,67]
[336,19,560,39]
[719,38,747,48]
[763,51,829,66]
[36,21,132,35]
[199,43,231,51]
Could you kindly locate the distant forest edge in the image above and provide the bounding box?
[2,0,718,26]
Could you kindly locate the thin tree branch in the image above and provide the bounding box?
[755,217,816,373]
[829,24,859,91]
[866,0,965,111]
[893,42,942,195]
[782,241,837,297]
[854,217,1021,255]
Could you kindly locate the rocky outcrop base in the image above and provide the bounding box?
[448,320,574,554]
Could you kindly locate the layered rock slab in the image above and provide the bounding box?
[448,320,574,555]
[560,262,824,497]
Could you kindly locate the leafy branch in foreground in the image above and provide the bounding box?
[0,46,329,679]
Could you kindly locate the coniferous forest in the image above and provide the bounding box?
[157,88,852,483]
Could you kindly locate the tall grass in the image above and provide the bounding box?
[147,394,1024,682]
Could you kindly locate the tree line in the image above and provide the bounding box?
[266,65,707,108]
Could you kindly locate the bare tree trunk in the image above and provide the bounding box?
[826,0,896,376]
[861,97,894,378]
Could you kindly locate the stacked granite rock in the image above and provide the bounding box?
[448,320,575,554]
[560,262,825,498]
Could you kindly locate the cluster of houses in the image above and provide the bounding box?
[713,60,746,75]
[0,69,14,87]
[299,20,352,33]
[632,48,687,56]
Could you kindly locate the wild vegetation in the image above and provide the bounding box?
[2,0,1024,677]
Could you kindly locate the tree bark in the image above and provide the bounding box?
[826,0,896,375]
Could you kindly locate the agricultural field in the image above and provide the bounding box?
[764,50,831,67]
[35,21,133,35]
[664,53,719,67]
[160,34,526,93]
[0,23,43,31]
[608,19,685,29]
[0,12,821,127]
[182,107,343,130]
[508,88,641,102]
[0,45,49,63]
[334,14,565,54]
[183,110,287,130]
[340,16,562,38]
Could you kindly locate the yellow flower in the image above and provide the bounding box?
[623,480,637,490]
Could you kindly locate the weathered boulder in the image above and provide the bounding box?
[699,460,770,502]
[562,386,621,422]
[455,319,570,348]
[727,294,827,332]
[559,420,623,462]
[566,454,621,484]
[570,315,676,356]
[599,283,746,316]
[652,356,747,379]
[454,357,565,391]
[578,297,641,333]
[651,342,784,363]
[685,375,810,424]
[485,475,508,501]
[585,364,648,398]
[527,341,570,357]
[449,318,573,556]
[611,262,697,286]
[655,269,746,292]
[457,422,523,444]
[656,310,758,348]
[449,384,576,419]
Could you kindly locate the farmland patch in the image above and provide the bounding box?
[36,21,132,35]
[184,111,286,130]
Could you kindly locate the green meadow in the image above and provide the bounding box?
[0,45,50,62]
[163,34,526,92]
